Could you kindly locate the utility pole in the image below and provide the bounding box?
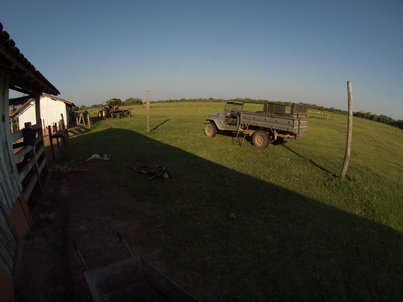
[341,81,353,178]
[146,90,151,133]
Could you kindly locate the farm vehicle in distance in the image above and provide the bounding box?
[204,101,308,148]
[97,105,132,119]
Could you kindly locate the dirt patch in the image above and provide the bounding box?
[15,161,165,301]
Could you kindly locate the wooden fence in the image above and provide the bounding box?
[11,122,47,201]
[308,111,332,119]
[0,121,46,279]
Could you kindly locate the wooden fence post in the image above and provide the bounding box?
[48,125,55,159]
[60,113,65,130]
[146,90,151,133]
[341,81,353,178]
[87,111,91,129]
[34,93,41,127]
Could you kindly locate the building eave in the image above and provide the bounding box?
[0,23,60,96]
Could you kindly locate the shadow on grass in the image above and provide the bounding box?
[151,119,170,132]
[63,128,402,301]
[281,143,338,177]
[89,116,103,125]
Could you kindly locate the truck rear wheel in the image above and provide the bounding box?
[252,130,270,148]
[204,122,217,137]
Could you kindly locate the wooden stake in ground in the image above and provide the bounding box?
[86,111,91,129]
[146,90,151,133]
[341,81,353,178]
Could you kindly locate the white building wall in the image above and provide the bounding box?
[39,96,68,128]
[17,96,69,129]
[17,100,36,129]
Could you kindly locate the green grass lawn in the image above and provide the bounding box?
[63,103,402,301]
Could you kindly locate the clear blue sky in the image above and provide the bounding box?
[1,0,402,119]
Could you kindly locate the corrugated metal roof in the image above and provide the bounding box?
[0,22,60,95]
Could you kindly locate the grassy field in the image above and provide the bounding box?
[62,103,402,301]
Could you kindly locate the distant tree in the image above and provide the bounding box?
[79,105,87,111]
[353,111,402,129]
[123,97,143,105]
[363,112,371,119]
[391,120,403,129]
[107,98,123,106]
[378,115,392,124]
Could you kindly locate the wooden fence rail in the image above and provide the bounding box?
[11,122,47,201]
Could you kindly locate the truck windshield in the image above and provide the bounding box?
[225,102,243,113]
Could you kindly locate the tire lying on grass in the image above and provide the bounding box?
[204,122,218,137]
[252,130,270,148]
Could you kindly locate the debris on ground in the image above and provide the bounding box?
[131,164,171,180]
[86,154,112,161]
[52,164,89,173]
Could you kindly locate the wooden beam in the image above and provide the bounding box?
[0,42,60,95]
[35,93,41,126]
[9,84,35,95]
[9,95,33,106]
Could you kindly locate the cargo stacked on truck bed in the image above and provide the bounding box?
[204,101,308,148]
[97,105,132,119]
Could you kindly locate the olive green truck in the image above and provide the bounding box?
[204,101,308,148]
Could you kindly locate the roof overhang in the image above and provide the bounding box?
[42,93,76,107]
[0,23,60,96]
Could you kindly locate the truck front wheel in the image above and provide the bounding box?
[204,122,217,137]
[252,130,270,148]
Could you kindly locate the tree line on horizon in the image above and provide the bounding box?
[77,97,402,130]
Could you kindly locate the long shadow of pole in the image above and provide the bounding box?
[151,119,170,132]
[281,143,338,177]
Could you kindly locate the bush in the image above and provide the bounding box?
[123,97,143,105]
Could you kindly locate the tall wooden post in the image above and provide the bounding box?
[87,112,91,129]
[341,81,353,179]
[34,93,43,138]
[34,93,41,127]
[34,93,46,176]
[60,113,65,130]
[146,90,151,133]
